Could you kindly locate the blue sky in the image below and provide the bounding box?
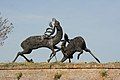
[0,0,120,63]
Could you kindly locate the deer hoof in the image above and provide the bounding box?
[47,59,50,63]
[29,59,34,63]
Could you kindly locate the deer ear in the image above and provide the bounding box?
[64,33,70,43]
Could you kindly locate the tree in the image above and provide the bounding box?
[0,13,13,46]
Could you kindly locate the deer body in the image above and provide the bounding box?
[13,18,63,62]
[61,34,100,63]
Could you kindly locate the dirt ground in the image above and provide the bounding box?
[0,62,119,80]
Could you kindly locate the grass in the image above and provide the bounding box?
[0,62,119,69]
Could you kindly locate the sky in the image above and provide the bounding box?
[0,0,120,63]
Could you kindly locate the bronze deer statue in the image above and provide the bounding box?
[12,18,63,62]
[61,33,100,63]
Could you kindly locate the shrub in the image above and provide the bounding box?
[100,70,108,77]
[54,72,62,80]
[15,72,23,80]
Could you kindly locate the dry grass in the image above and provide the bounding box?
[0,62,120,70]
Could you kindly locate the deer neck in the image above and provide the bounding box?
[53,25,63,45]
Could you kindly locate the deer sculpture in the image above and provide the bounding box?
[60,33,100,63]
[12,18,63,63]
[44,21,56,38]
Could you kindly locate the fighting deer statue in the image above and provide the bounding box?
[61,33,100,63]
[12,18,63,63]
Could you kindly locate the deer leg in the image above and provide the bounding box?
[85,48,100,63]
[69,58,71,63]
[47,48,56,63]
[49,46,61,58]
[49,52,57,62]
[20,54,33,62]
[21,49,33,62]
[48,45,67,63]
[49,53,53,58]
[12,52,21,62]
[77,50,83,60]
[49,53,57,62]
[60,56,67,63]
[54,46,61,53]
[12,49,33,63]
